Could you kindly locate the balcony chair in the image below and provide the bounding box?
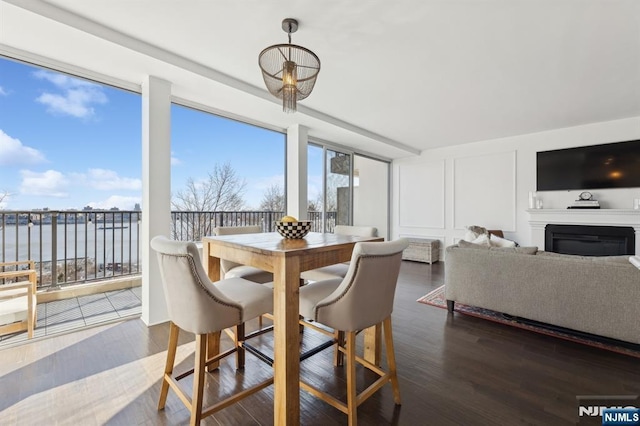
[150,236,274,426]
[0,260,37,339]
[301,225,378,282]
[298,238,409,426]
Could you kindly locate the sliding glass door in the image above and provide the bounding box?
[308,144,390,238]
[325,149,352,232]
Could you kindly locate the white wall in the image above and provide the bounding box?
[392,116,640,252]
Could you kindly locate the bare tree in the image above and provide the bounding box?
[173,162,246,212]
[259,183,285,212]
[0,190,11,210]
[308,189,339,212]
[171,162,247,240]
[307,197,321,212]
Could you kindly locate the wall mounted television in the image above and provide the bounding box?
[536,139,640,191]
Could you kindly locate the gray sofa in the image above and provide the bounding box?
[444,244,640,345]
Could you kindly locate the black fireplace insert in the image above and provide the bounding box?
[545,224,635,256]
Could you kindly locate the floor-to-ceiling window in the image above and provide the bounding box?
[170,103,285,239]
[0,56,141,284]
[0,57,141,212]
[307,144,324,231]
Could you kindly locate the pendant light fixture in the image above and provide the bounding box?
[259,18,321,113]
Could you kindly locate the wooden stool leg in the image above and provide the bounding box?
[235,323,245,369]
[206,331,221,372]
[346,331,358,426]
[383,317,401,405]
[191,334,207,426]
[158,322,180,410]
[333,330,345,366]
[363,323,382,366]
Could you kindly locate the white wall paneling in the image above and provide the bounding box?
[398,161,445,229]
[453,151,517,232]
[392,116,640,246]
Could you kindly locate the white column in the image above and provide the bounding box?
[286,124,308,220]
[141,76,171,326]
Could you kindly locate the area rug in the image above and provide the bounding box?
[417,285,640,359]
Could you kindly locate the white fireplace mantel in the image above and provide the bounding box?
[528,209,640,255]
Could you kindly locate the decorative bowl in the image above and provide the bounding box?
[275,220,312,239]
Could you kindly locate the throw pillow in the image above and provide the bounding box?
[489,234,517,248]
[462,225,488,242]
[458,240,537,255]
[471,234,491,246]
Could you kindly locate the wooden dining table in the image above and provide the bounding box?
[201,231,383,425]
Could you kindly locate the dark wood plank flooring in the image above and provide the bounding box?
[0,261,638,425]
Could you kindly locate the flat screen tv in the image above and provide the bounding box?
[536,139,640,191]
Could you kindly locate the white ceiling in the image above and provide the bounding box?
[1,0,639,159]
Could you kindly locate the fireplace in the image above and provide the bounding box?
[545,224,635,256]
[528,209,640,255]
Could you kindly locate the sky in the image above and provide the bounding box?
[0,56,326,211]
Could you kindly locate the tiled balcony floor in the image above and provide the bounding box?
[0,287,141,347]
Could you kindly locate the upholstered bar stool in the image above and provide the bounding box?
[301,225,378,282]
[151,236,274,426]
[213,225,278,328]
[298,238,409,426]
[212,226,273,283]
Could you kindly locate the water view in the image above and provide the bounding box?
[1,221,140,286]
[1,222,140,264]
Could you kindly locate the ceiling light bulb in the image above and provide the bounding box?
[282,61,298,113]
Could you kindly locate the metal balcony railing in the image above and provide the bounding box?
[0,210,141,289]
[0,210,337,289]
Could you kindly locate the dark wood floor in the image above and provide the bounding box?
[1,261,638,425]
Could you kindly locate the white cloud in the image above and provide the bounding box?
[88,195,141,210]
[33,70,107,118]
[32,70,96,89]
[76,168,141,191]
[171,152,182,166]
[0,129,47,165]
[0,86,7,96]
[19,169,68,197]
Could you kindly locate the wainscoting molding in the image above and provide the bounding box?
[398,160,446,229]
[452,151,517,232]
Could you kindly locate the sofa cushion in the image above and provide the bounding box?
[489,234,517,248]
[458,239,537,254]
[537,251,632,264]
